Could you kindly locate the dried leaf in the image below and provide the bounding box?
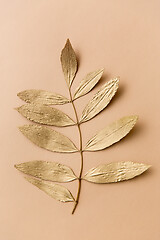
[84,115,138,151]
[15,161,77,182]
[25,176,75,202]
[60,39,77,87]
[73,69,104,100]
[19,124,78,153]
[80,78,119,123]
[83,162,151,183]
[17,90,70,105]
[16,103,75,127]
[15,39,152,214]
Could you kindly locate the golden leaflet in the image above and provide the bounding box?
[84,162,150,183]
[15,161,77,183]
[16,103,75,127]
[84,116,138,151]
[25,176,75,202]
[80,78,119,123]
[73,69,104,100]
[19,125,78,153]
[17,89,70,105]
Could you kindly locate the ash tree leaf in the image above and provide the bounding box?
[60,39,77,87]
[19,124,78,153]
[16,103,75,127]
[25,176,75,202]
[84,115,138,151]
[15,161,77,182]
[80,78,119,123]
[73,69,104,100]
[83,162,151,183]
[17,90,70,105]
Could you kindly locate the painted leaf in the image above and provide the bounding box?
[19,124,78,153]
[15,161,77,182]
[83,162,151,183]
[73,69,104,100]
[16,103,75,127]
[17,90,70,105]
[25,176,75,202]
[84,115,138,151]
[80,78,119,123]
[60,39,77,87]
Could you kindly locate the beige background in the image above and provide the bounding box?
[0,0,160,239]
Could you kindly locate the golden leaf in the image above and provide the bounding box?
[80,78,119,123]
[16,103,75,127]
[84,115,138,151]
[15,39,152,214]
[25,176,75,202]
[83,162,151,183]
[60,39,77,87]
[15,161,77,182]
[17,90,70,105]
[73,69,104,100]
[19,125,78,153]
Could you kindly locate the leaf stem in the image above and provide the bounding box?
[68,87,83,214]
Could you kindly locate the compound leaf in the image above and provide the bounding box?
[83,162,151,183]
[84,115,138,151]
[19,124,78,153]
[15,160,77,182]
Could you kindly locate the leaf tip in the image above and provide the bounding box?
[100,68,105,73]
[133,115,139,122]
[14,107,19,111]
[139,163,151,175]
[17,91,24,100]
[64,38,72,48]
[66,38,70,43]
[14,164,18,169]
[129,115,139,124]
[18,125,23,131]
[14,163,23,171]
[145,164,152,170]
[17,92,21,97]
[115,76,120,84]
[18,125,27,133]
[15,106,22,112]
[139,163,151,176]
